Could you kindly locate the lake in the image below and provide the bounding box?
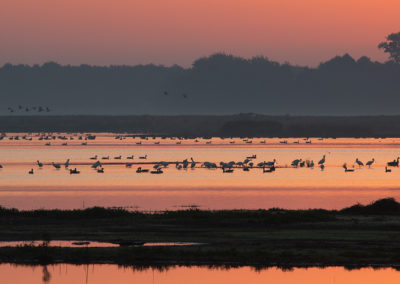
[1,133,400,210]
[2,265,400,284]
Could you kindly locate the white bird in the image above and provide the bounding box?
[366,158,375,168]
[318,155,326,165]
[355,158,364,167]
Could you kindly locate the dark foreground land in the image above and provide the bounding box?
[2,115,400,137]
[2,198,400,268]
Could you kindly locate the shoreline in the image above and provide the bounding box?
[1,198,400,266]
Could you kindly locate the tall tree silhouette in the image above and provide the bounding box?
[378,32,400,63]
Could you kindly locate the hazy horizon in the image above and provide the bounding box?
[0,0,398,67]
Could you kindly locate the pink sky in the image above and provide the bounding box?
[0,0,398,67]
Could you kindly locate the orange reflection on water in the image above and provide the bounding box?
[1,134,400,210]
[1,265,400,284]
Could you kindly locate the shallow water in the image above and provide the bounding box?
[0,240,200,248]
[1,265,400,284]
[1,133,400,210]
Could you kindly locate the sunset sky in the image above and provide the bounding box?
[0,0,399,67]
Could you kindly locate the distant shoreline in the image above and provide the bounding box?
[2,114,400,137]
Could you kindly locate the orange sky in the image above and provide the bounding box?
[0,0,398,66]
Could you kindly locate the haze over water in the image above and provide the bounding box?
[1,133,400,210]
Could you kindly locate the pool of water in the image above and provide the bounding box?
[1,264,400,284]
[1,133,400,210]
[0,240,201,248]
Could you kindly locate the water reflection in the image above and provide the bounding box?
[2,134,400,210]
[2,264,400,284]
[42,266,51,284]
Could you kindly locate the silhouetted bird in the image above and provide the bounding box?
[366,158,375,168]
[182,93,188,98]
[355,158,364,167]
[163,91,168,96]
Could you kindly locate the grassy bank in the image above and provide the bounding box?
[1,198,400,267]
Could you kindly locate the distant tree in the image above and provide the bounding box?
[378,32,400,63]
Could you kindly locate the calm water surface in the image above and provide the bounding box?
[2,265,400,284]
[1,133,400,210]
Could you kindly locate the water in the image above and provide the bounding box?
[1,133,400,210]
[0,241,201,248]
[1,264,400,284]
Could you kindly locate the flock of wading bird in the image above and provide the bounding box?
[0,133,322,146]
[6,154,399,176]
[0,133,399,175]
